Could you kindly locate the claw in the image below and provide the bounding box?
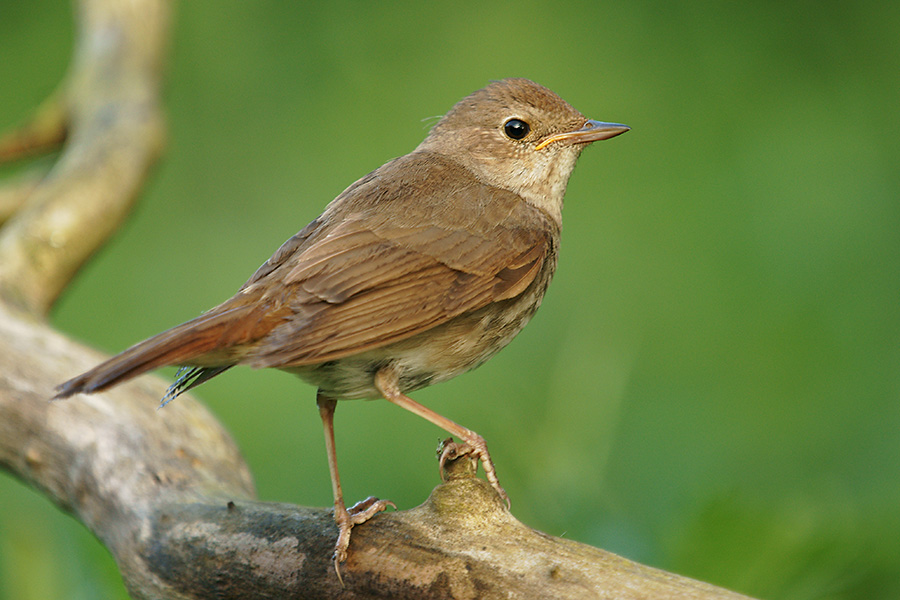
[331,495,395,584]
[437,437,509,508]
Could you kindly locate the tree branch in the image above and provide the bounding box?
[0,0,168,316]
[0,1,758,598]
[0,91,67,164]
[0,303,753,599]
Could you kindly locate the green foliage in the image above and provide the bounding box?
[2,1,898,598]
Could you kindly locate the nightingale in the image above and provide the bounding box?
[55,78,628,575]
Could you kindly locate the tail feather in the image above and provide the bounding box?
[54,302,263,399]
[159,365,232,407]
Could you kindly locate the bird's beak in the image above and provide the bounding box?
[534,120,630,151]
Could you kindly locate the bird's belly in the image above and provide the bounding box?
[284,294,543,400]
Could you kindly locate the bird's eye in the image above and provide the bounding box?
[503,118,530,140]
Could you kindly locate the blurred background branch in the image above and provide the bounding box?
[0,0,167,315]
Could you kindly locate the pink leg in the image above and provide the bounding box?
[317,392,394,582]
[374,368,509,506]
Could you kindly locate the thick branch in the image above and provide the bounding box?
[0,164,48,225]
[0,304,754,599]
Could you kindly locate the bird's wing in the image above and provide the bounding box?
[240,218,321,289]
[53,153,554,400]
[243,156,554,367]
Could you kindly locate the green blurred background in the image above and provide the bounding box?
[2,1,898,598]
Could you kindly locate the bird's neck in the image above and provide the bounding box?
[415,148,576,230]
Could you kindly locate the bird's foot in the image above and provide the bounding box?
[332,496,396,581]
[438,436,509,508]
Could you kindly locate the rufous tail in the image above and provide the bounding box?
[54,302,261,399]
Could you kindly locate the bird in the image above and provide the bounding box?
[55,78,629,575]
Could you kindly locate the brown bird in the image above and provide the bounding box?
[55,78,628,573]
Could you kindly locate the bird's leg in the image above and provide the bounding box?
[316,392,394,582]
[373,367,509,506]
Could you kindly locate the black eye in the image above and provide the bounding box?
[503,118,530,140]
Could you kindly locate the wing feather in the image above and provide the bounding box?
[237,152,556,367]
